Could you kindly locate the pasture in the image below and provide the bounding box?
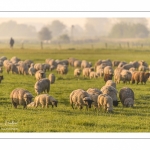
[0,42,150,132]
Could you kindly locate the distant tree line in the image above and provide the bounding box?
[109,22,149,38]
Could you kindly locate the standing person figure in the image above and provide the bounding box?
[10,37,15,49]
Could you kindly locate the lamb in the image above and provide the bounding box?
[5,63,18,74]
[48,73,55,84]
[74,68,81,77]
[35,70,46,81]
[97,94,113,112]
[34,94,58,108]
[27,102,35,108]
[119,87,134,107]
[70,89,94,110]
[104,66,114,75]
[34,78,50,95]
[101,85,119,107]
[10,88,33,109]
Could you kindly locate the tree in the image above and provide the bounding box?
[38,27,52,41]
[58,34,70,43]
[109,22,149,38]
[48,20,66,38]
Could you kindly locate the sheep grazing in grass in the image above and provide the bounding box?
[97,94,113,113]
[105,80,116,89]
[70,89,94,110]
[48,73,55,84]
[34,78,50,95]
[56,64,68,75]
[10,88,33,109]
[119,87,134,107]
[74,68,81,78]
[34,94,58,108]
[101,85,119,107]
[131,71,150,84]
[86,88,102,109]
[35,70,46,81]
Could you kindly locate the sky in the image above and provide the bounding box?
[0,18,87,31]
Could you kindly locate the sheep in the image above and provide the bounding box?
[96,68,104,77]
[27,102,35,108]
[104,66,114,75]
[104,74,113,83]
[131,71,150,84]
[48,73,55,84]
[28,65,36,76]
[70,89,94,110]
[35,70,46,81]
[122,63,134,70]
[34,78,51,95]
[97,94,113,112]
[48,59,58,70]
[81,60,91,68]
[101,85,119,107]
[5,63,18,74]
[120,69,132,84]
[105,80,116,89]
[42,63,51,72]
[119,87,134,107]
[10,88,33,109]
[17,63,29,75]
[34,63,44,71]
[0,75,3,83]
[112,60,121,67]
[74,68,81,77]
[73,60,81,68]
[138,65,149,72]
[89,71,98,79]
[82,67,94,78]
[86,88,102,109]
[68,57,77,67]
[34,94,58,108]
[56,64,68,75]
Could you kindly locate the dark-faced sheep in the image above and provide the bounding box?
[70,89,94,110]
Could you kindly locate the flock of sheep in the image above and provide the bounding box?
[0,55,149,113]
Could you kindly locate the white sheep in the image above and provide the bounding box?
[97,94,113,112]
[70,89,94,110]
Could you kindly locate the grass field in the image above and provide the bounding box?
[1,42,150,132]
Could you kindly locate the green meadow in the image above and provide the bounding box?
[0,42,150,132]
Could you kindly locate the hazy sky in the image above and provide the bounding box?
[0,18,87,31]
